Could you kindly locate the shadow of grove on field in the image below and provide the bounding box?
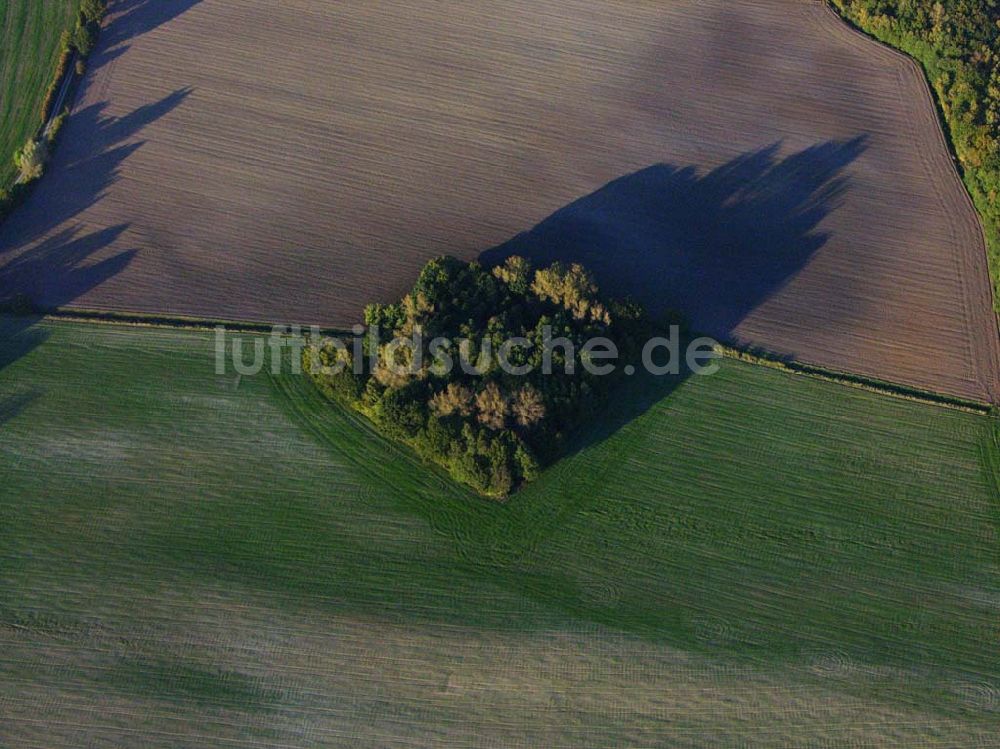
[481,137,867,334]
[479,137,867,450]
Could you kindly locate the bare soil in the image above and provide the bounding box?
[1,0,997,401]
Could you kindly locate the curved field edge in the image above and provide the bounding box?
[0,0,77,190]
[814,0,1000,403]
[827,0,1000,316]
[0,319,998,745]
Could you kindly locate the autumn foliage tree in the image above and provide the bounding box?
[305,255,652,496]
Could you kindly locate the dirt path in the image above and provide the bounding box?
[13,50,76,187]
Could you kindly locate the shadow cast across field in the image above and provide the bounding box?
[474,141,875,639]
[0,225,134,310]
[0,88,191,374]
[481,136,867,335]
[251,137,878,646]
[0,228,134,427]
[0,386,42,427]
[4,88,192,247]
[0,227,133,418]
[88,0,205,73]
[105,0,204,43]
[0,225,135,401]
[0,315,46,428]
[480,137,866,456]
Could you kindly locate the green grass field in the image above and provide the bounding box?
[0,0,76,188]
[1,318,998,746]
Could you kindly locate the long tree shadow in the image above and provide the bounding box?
[0,225,136,428]
[480,137,867,457]
[1,88,192,249]
[0,387,42,428]
[87,0,205,74]
[0,89,190,391]
[0,225,135,308]
[482,137,866,330]
[0,314,47,428]
[0,88,190,263]
[103,0,205,48]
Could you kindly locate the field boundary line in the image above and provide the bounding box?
[1,306,991,415]
[716,342,992,415]
[0,305,349,336]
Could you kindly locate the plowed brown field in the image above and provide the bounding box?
[1,0,997,401]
